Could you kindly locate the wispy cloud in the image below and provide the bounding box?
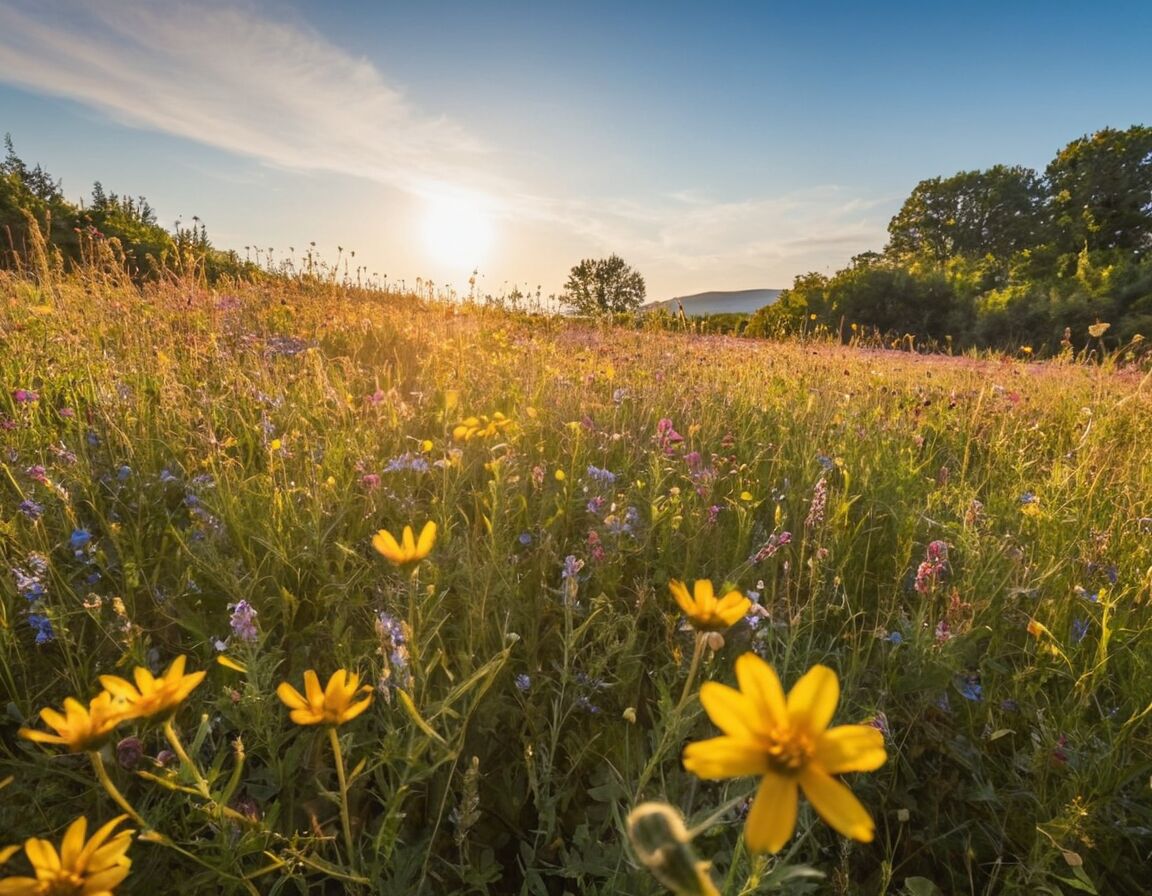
[0,0,890,291]
[0,0,491,196]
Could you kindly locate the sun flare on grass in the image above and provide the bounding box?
[421,191,494,268]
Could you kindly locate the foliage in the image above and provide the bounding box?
[563,253,647,315]
[773,124,1152,353]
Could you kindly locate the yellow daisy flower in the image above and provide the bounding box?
[669,579,751,632]
[683,654,887,853]
[372,521,436,566]
[277,669,373,726]
[18,692,126,753]
[97,656,206,723]
[0,814,133,895]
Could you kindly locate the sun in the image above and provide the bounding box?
[421,192,494,268]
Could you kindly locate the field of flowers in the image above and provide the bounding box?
[2,269,1151,895]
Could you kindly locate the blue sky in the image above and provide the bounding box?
[1,0,1149,300]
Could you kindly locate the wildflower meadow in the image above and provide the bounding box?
[2,266,1152,894]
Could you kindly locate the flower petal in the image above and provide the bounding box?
[276,681,308,710]
[401,525,416,557]
[303,670,323,708]
[698,681,761,739]
[372,530,402,562]
[786,664,839,736]
[668,580,695,616]
[744,773,799,853]
[682,736,768,779]
[714,591,752,626]
[58,816,87,869]
[814,725,887,774]
[97,676,139,701]
[325,670,350,707]
[734,654,787,730]
[799,766,876,843]
[416,521,437,557]
[340,695,373,724]
[23,836,60,872]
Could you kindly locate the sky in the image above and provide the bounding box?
[1,0,1150,301]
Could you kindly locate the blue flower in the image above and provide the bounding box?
[1071,618,1089,644]
[69,529,92,551]
[885,630,904,645]
[515,674,531,692]
[958,676,983,702]
[28,613,54,644]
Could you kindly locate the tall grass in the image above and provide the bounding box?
[2,267,1150,894]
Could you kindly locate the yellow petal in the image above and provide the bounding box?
[416,521,437,558]
[276,682,308,711]
[81,816,131,868]
[698,681,761,739]
[668,580,695,616]
[23,836,60,872]
[734,654,787,729]
[786,664,840,736]
[166,655,188,678]
[0,876,40,893]
[97,676,138,700]
[714,591,752,626]
[693,579,716,612]
[814,725,887,774]
[744,773,799,853]
[216,655,248,674]
[325,670,350,707]
[290,708,321,726]
[799,766,876,843]
[401,526,416,557]
[83,863,132,892]
[303,670,324,708]
[340,695,373,724]
[58,815,87,869]
[0,844,21,865]
[18,727,64,745]
[372,529,403,563]
[682,736,769,779]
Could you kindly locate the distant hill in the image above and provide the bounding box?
[644,288,781,316]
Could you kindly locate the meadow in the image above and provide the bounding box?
[2,266,1151,895]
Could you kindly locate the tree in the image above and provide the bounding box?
[563,254,646,314]
[886,165,1046,266]
[1046,125,1152,254]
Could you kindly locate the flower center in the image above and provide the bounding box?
[763,728,813,775]
[44,869,86,895]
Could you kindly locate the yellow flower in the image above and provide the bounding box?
[669,580,751,632]
[0,814,133,895]
[277,669,373,726]
[683,654,887,853]
[97,656,205,723]
[18,692,126,753]
[451,412,514,442]
[372,521,437,566]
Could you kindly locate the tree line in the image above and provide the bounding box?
[746,125,1152,351]
[1,134,252,282]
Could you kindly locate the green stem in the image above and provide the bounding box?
[163,719,211,800]
[328,726,356,864]
[89,750,148,828]
[676,632,707,713]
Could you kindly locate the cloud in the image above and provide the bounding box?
[0,0,492,197]
[0,0,892,291]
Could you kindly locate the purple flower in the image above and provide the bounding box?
[561,555,584,580]
[586,496,606,516]
[515,674,531,692]
[228,600,259,642]
[18,499,44,520]
[1071,618,1089,643]
[586,465,617,486]
[518,532,533,546]
[12,389,38,403]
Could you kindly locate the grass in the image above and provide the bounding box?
[2,267,1151,894]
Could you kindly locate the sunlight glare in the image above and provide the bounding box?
[421,192,494,267]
